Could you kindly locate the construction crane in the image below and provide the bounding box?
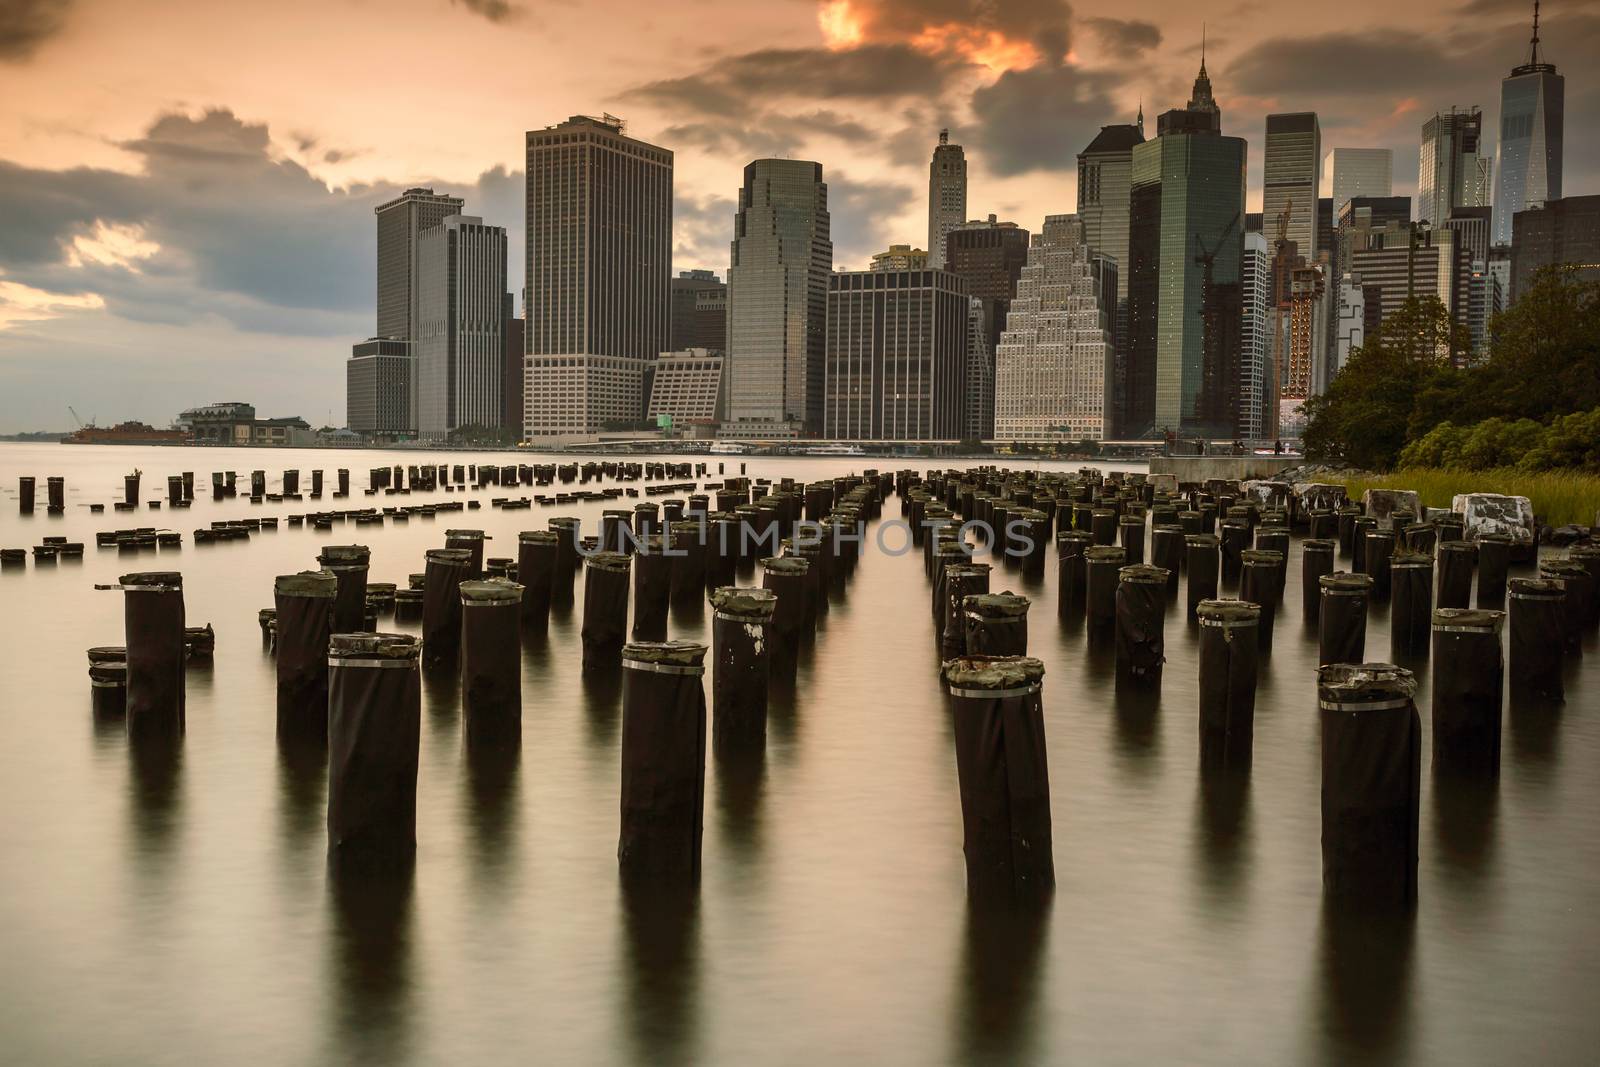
[68,406,84,429]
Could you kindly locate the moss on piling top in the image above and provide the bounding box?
[519,530,559,544]
[424,547,473,565]
[941,655,1045,691]
[274,569,337,597]
[1239,550,1284,565]
[1431,608,1504,631]
[1119,564,1170,584]
[1084,546,1127,563]
[711,586,778,618]
[459,578,524,604]
[759,556,809,575]
[622,640,708,667]
[1197,599,1260,623]
[964,591,1030,617]
[1316,663,1416,704]
[1319,571,1373,592]
[329,632,420,661]
[586,551,631,573]
[316,544,370,564]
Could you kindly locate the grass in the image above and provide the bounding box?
[1323,468,1600,528]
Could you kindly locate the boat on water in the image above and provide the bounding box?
[61,422,191,446]
[708,441,751,455]
[805,443,865,456]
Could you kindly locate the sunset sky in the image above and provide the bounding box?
[0,0,1594,431]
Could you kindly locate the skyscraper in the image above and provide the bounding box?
[374,187,465,342]
[669,270,727,353]
[1264,113,1321,263]
[1511,194,1600,298]
[1419,107,1491,226]
[927,130,967,270]
[994,215,1116,442]
[1239,232,1271,442]
[1126,52,1248,439]
[415,215,507,441]
[1322,149,1394,213]
[726,159,832,437]
[346,338,413,437]
[1492,3,1564,247]
[824,268,968,441]
[870,245,929,272]
[944,216,1030,440]
[1077,117,1145,435]
[524,115,672,436]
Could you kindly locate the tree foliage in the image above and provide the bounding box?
[1305,269,1600,470]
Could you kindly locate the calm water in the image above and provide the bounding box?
[1,442,1597,1066]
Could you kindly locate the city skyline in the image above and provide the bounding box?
[0,0,1596,430]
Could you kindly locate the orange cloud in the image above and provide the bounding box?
[816,0,1059,74]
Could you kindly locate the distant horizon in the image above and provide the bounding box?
[1,0,1592,432]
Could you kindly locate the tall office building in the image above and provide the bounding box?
[1077,117,1145,435]
[1322,149,1394,213]
[1239,232,1271,442]
[502,293,524,434]
[726,159,832,437]
[1127,52,1248,439]
[524,115,672,436]
[1332,274,1366,380]
[670,270,727,353]
[824,269,968,440]
[1264,113,1321,263]
[870,245,929,272]
[994,215,1116,442]
[374,187,465,342]
[944,216,1030,440]
[1419,108,1491,226]
[1493,4,1564,247]
[415,215,507,441]
[346,338,413,437]
[1511,194,1600,297]
[1351,225,1470,361]
[927,130,967,270]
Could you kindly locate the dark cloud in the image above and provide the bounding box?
[673,191,736,273]
[964,59,1127,176]
[1083,17,1161,55]
[828,172,916,267]
[0,0,70,61]
[662,109,877,159]
[0,108,521,333]
[624,43,969,121]
[452,0,519,24]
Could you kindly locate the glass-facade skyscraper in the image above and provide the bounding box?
[1419,107,1491,226]
[1492,5,1563,247]
[1126,55,1248,439]
[727,159,832,437]
[1263,113,1320,263]
[416,215,507,441]
[1077,118,1145,436]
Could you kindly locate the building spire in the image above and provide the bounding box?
[1188,28,1217,114]
[1529,0,1542,65]
[939,127,949,146]
[1200,23,1207,74]
[1137,97,1144,134]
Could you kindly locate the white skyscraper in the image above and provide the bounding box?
[1239,231,1271,442]
[1332,273,1365,383]
[994,215,1115,442]
[1419,108,1492,226]
[1322,148,1394,213]
[927,130,967,269]
[1491,3,1564,247]
[416,215,507,441]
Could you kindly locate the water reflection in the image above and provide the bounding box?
[276,728,327,851]
[1193,770,1253,901]
[1315,904,1416,1065]
[1430,769,1500,887]
[464,740,521,896]
[619,881,701,1067]
[1507,692,1562,777]
[325,858,416,1063]
[1111,680,1161,773]
[582,668,622,750]
[421,659,461,747]
[712,747,767,873]
[951,900,1051,1065]
[127,736,183,874]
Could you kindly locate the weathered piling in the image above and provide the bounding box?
[327,633,422,869]
[1363,527,1396,599]
[516,530,558,625]
[120,571,185,739]
[1300,539,1336,623]
[1238,550,1282,649]
[1539,559,1593,648]
[460,579,524,746]
[668,519,708,601]
[1508,578,1565,700]
[317,545,371,633]
[1151,524,1184,594]
[1196,599,1260,771]
[1084,545,1126,631]
[1318,663,1420,909]
[1436,541,1475,610]
[421,547,473,667]
[1318,572,1372,666]
[548,516,581,598]
[760,555,810,658]
[1351,516,1375,573]
[274,569,336,734]
[87,646,127,716]
[1185,533,1220,617]
[1056,530,1092,616]
[123,472,140,508]
[1475,533,1512,609]
[932,540,971,631]
[632,535,672,642]
[445,528,487,578]
[47,476,64,512]
[618,640,709,882]
[709,588,776,751]
[1090,508,1117,546]
[1432,609,1505,776]
[941,563,992,660]
[1219,520,1251,588]
[942,655,1053,902]
[1115,564,1169,683]
[963,592,1030,656]
[1119,514,1145,566]
[1570,544,1600,624]
[581,552,632,670]
[1390,551,1434,659]
[18,476,35,513]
